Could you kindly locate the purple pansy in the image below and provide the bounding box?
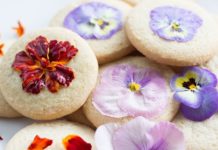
[63,2,122,40]
[95,117,185,150]
[150,6,203,42]
[93,64,168,118]
[170,67,218,121]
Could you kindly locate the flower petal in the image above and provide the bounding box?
[28,135,53,150]
[49,40,78,63]
[93,80,129,118]
[118,75,168,118]
[63,135,92,150]
[198,68,217,87]
[112,117,155,150]
[48,65,74,87]
[95,123,120,150]
[181,87,218,121]
[174,90,202,108]
[170,67,202,92]
[12,51,36,71]
[26,36,49,61]
[148,122,185,150]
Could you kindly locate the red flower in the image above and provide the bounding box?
[12,36,78,94]
[28,135,53,150]
[63,135,92,150]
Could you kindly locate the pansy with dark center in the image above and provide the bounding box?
[170,67,218,121]
[63,135,92,150]
[150,6,203,42]
[63,2,122,40]
[12,36,78,94]
[93,64,168,118]
[95,117,185,150]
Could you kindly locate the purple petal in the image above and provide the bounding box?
[150,6,203,42]
[63,2,122,40]
[148,122,185,150]
[112,117,155,150]
[174,90,202,108]
[198,68,217,87]
[181,87,218,121]
[95,123,120,150]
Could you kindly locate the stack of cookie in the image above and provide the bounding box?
[1,0,218,149]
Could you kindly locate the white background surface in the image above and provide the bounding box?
[0,0,218,149]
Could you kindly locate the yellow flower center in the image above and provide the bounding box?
[172,23,180,31]
[96,19,104,26]
[129,82,141,92]
[189,84,197,90]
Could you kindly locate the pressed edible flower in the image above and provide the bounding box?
[13,21,25,37]
[12,36,78,94]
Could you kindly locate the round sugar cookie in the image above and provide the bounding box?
[6,120,96,150]
[173,114,218,150]
[0,40,21,118]
[126,0,218,66]
[83,56,179,127]
[0,27,98,120]
[50,0,134,64]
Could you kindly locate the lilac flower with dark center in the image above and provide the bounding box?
[95,117,185,150]
[150,6,203,42]
[170,67,218,121]
[93,64,168,118]
[63,2,122,40]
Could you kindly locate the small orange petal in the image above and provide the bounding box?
[13,21,25,37]
[28,135,53,150]
[0,43,4,56]
[63,135,92,150]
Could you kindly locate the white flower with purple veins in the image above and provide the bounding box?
[93,64,168,118]
[63,2,122,40]
[150,6,203,42]
[95,117,185,150]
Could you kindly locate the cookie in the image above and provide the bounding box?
[50,0,134,64]
[83,56,179,127]
[173,114,218,150]
[0,40,21,118]
[66,108,95,129]
[126,0,218,66]
[6,120,96,150]
[0,27,98,120]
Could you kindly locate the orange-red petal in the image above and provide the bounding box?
[0,43,4,56]
[28,135,53,150]
[13,21,25,37]
[63,135,92,150]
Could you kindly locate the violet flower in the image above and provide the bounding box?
[150,6,203,42]
[170,67,218,121]
[64,2,122,40]
[95,117,185,150]
[93,64,168,118]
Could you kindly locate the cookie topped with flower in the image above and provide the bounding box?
[126,0,218,66]
[50,0,134,64]
[83,57,179,127]
[0,27,98,120]
[6,121,96,150]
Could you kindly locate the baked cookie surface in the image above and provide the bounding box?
[6,120,96,150]
[0,27,98,120]
[50,0,134,64]
[126,0,218,66]
[83,56,179,127]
